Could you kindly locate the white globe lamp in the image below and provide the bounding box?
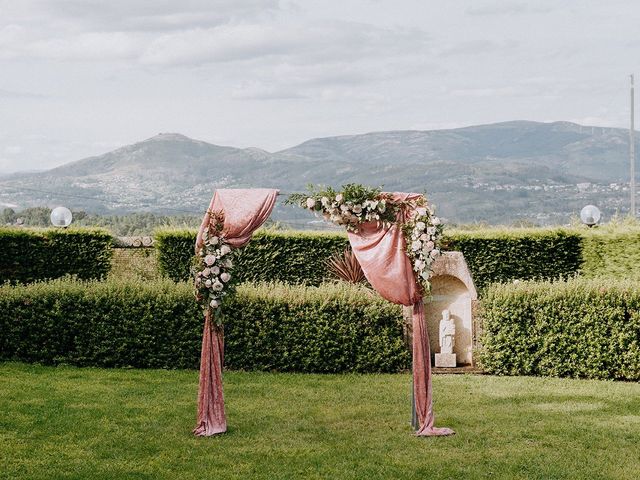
[580,205,601,228]
[50,206,73,228]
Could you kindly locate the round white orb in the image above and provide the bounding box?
[580,205,601,226]
[50,207,73,227]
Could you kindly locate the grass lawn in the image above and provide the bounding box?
[1,363,638,480]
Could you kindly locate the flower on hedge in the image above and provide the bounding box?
[306,198,316,209]
[220,272,231,283]
[211,265,220,275]
[204,254,216,266]
[335,193,343,202]
[411,240,422,251]
[210,299,219,308]
[220,245,232,256]
[212,281,224,291]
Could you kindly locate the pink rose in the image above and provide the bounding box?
[204,254,216,266]
[306,198,316,209]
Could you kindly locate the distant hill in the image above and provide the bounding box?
[1,121,637,225]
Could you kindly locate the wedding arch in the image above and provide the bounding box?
[192,185,453,437]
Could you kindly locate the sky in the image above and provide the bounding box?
[1,0,639,173]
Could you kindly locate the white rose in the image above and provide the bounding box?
[210,236,219,245]
[211,266,220,275]
[430,249,440,258]
[321,196,330,207]
[416,207,427,216]
[420,233,429,241]
[415,259,424,270]
[210,299,219,308]
[335,193,343,202]
[340,204,350,212]
[204,254,216,266]
[352,204,363,214]
[411,240,422,251]
[202,268,211,276]
[220,245,232,256]
[416,221,426,231]
[205,279,212,287]
[306,198,316,209]
[220,272,231,283]
[426,241,435,250]
[212,281,224,291]
[432,217,441,226]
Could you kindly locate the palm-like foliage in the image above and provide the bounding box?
[326,248,366,284]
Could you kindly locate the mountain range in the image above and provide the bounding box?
[1,120,637,225]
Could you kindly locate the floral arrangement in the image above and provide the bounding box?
[193,209,234,325]
[288,183,443,293]
[286,183,397,232]
[402,200,443,293]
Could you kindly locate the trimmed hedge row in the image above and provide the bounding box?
[155,227,584,289]
[155,228,349,285]
[580,228,640,280]
[480,278,640,380]
[443,228,583,290]
[0,279,408,373]
[0,227,113,284]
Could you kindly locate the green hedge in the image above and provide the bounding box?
[480,278,640,380]
[580,228,640,280]
[0,227,113,284]
[155,227,583,289]
[155,228,348,285]
[444,228,584,290]
[0,279,408,373]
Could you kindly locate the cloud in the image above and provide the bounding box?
[231,82,308,100]
[466,2,554,16]
[0,88,47,99]
[140,21,428,67]
[21,0,283,31]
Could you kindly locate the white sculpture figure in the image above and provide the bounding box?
[439,309,456,355]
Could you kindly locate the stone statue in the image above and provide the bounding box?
[439,309,456,355]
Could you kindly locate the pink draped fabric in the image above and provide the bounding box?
[193,188,278,436]
[347,192,454,436]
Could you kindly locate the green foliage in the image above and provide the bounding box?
[443,228,584,290]
[154,228,198,282]
[0,279,408,373]
[0,227,113,284]
[580,227,640,280]
[480,278,640,380]
[155,228,349,285]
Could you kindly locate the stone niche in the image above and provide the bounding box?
[425,251,477,366]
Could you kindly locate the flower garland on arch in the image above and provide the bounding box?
[287,183,442,292]
[193,209,234,325]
